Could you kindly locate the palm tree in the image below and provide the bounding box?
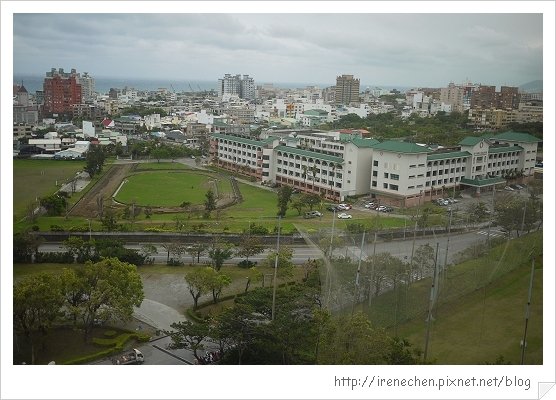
[301,165,308,187]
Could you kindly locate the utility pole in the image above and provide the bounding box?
[271,217,281,321]
[352,231,366,315]
[424,242,440,363]
[368,232,378,308]
[443,208,452,290]
[326,209,336,307]
[520,254,536,365]
[409,221,418,268]
[520,198,528,235]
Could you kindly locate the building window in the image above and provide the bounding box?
[383,183,388,189]
[391,174,399,180]
[373,171,378,177]
[389,184,399,191]
[373,160,378,167]
[409,164,416,168]
[384,172,389,179]
[408,185,415,189]
[372,180,377,187]
[408,175,415,179]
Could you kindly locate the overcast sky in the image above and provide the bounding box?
[13,12,543,87]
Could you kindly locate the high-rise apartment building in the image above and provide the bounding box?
[335,74,360,105]
[78,72,95,102]
[43,68,82,116]
[470,85,496,109]
[497,86,520,110]
[218,74,255,100]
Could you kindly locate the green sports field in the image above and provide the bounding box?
[114,171,231,207]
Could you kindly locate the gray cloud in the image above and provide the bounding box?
[13,12,543,87]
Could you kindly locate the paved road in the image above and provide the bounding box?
[38,243,324,265]
[38,227,508,267]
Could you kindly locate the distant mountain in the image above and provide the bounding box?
[519,80,542,93]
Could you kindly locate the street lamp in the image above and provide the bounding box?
[86,218,92,241]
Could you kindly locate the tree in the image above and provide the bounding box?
[13,273,65,364]
[186,242,209,264]
[208,241,234,271]
[140,244,158,264]
[317,312,391,364]
[244,266,263,293]
[100,209,118,231]
[59,268,86,326]
[412,244,435,281]
[39,194,67,216]
[204,189,217,217]
[364,252,397,298]
[63,236,94,263]
[300,193,321,211]
[203,268,232,304]
[184,268,212,310]
[84,145,105,177]
[164,320,211,363]
[151,147,169,163]
[291,199,305,216]
[14,232,42,263]
[68,258,144,341]
[236,235,264,263]
[265,246,294,279]
[466,201,489,223]
[162,242,187,264]
[276,185,293,217]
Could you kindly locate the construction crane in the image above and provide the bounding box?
[188,83,194,92]
[170,84,176,94]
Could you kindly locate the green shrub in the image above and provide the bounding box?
[63,347,120,365]
[50,225,65,232]
[103,330,118,338]
[186,308,206,323]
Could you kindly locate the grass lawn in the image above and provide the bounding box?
[13,159,86,221]
[115,171,231,207]
[135,162,191,171]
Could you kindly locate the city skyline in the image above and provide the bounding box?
[12,12,543,88]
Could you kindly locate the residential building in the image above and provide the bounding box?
[218,74,255,100]
[335,74,360,106]
[43,68,82,117]
[78,72,95,102]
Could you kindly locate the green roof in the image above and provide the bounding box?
[350,137,380,148]
[371,141,429,154]
[427,151,471,161]
[275,145,344,164]
[303,109,329,116]
[458,136,488,146]
[488,145,523,154]
[211,133,275,147]
[460,176,505,187]
[491,131,541,143]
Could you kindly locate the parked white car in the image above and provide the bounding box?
[337,213,352,219]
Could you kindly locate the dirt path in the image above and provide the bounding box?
[69,163,134,218]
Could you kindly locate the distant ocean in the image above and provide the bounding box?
[13,74,409,95]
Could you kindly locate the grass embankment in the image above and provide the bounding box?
[13,159,86,221]
[361,232,543,364]
[134,161,191,171]
[13,160,115,233]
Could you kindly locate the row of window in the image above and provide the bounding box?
[218,147,259,158]
[276,169,343,188]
